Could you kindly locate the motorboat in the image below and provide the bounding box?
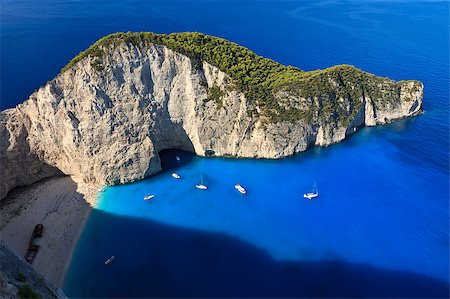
[105,255,115,265]
[234,184,247,195]
[171,172,181,179]
[144,195,155,200]
[176,156,181,163]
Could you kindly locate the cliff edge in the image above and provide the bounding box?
[0,32,423,199]
[0,242,67,298]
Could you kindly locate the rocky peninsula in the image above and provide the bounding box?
[0,31,424,293]
[0,32,423,200]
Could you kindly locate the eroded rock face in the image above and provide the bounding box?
[0,42,423,199]
[0,110,63,199]
[0,242,67,299]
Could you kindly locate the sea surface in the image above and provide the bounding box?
[1,0,449,297]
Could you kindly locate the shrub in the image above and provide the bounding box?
[16,271,26,282]
[206,85,225,108]
[18,285,41,299]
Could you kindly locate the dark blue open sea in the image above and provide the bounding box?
[2,0,449,297]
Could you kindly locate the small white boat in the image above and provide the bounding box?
[105,255,114,265]
[171,172,181,179]
[98,187,106,192]
[144,195,155,200]
[176,156,181,163]
[234,184,247,195]
[303,182,319,200]
[195,176,207,190]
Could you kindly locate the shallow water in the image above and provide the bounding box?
[1,0,449,297]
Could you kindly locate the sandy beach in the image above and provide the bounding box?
[0,176,98,287]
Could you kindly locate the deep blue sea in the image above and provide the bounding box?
[1,0,449,297]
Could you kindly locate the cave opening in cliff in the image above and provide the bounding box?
[158,149,196,172]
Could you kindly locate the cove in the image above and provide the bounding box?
[64,123,449,297]
[2,0,448,297]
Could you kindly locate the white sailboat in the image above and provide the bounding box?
[171,172,181,179]
[144,195,155,200]
[234,184,247,195]
[104,255,115,265]
[303,182,319,199]
[195,176,208,190]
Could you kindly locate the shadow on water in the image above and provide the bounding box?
[159,149,196,173]
[64,209,449,298]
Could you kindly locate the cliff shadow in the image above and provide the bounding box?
[1,175,92,287]
[158,148,196,173]
[0,242,64,299]
[0,116,65,200]
[64,209,449,298]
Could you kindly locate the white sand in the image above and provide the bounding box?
[0,176,99,287]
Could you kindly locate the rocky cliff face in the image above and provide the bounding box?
[0,242,67,299]
[0,40,423,199]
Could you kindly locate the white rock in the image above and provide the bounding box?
[0,42,423,199]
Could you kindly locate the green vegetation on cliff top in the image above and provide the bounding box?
[60,32,415,124]
[60,32,305,90]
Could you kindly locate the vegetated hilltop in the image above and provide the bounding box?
[0,32,423,199]
[61,32,422,124]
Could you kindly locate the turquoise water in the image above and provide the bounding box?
[63,128,449,297]
[1,0,448,297]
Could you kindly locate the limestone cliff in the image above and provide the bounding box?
[0,242,67,299]
[0,32,423,199]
